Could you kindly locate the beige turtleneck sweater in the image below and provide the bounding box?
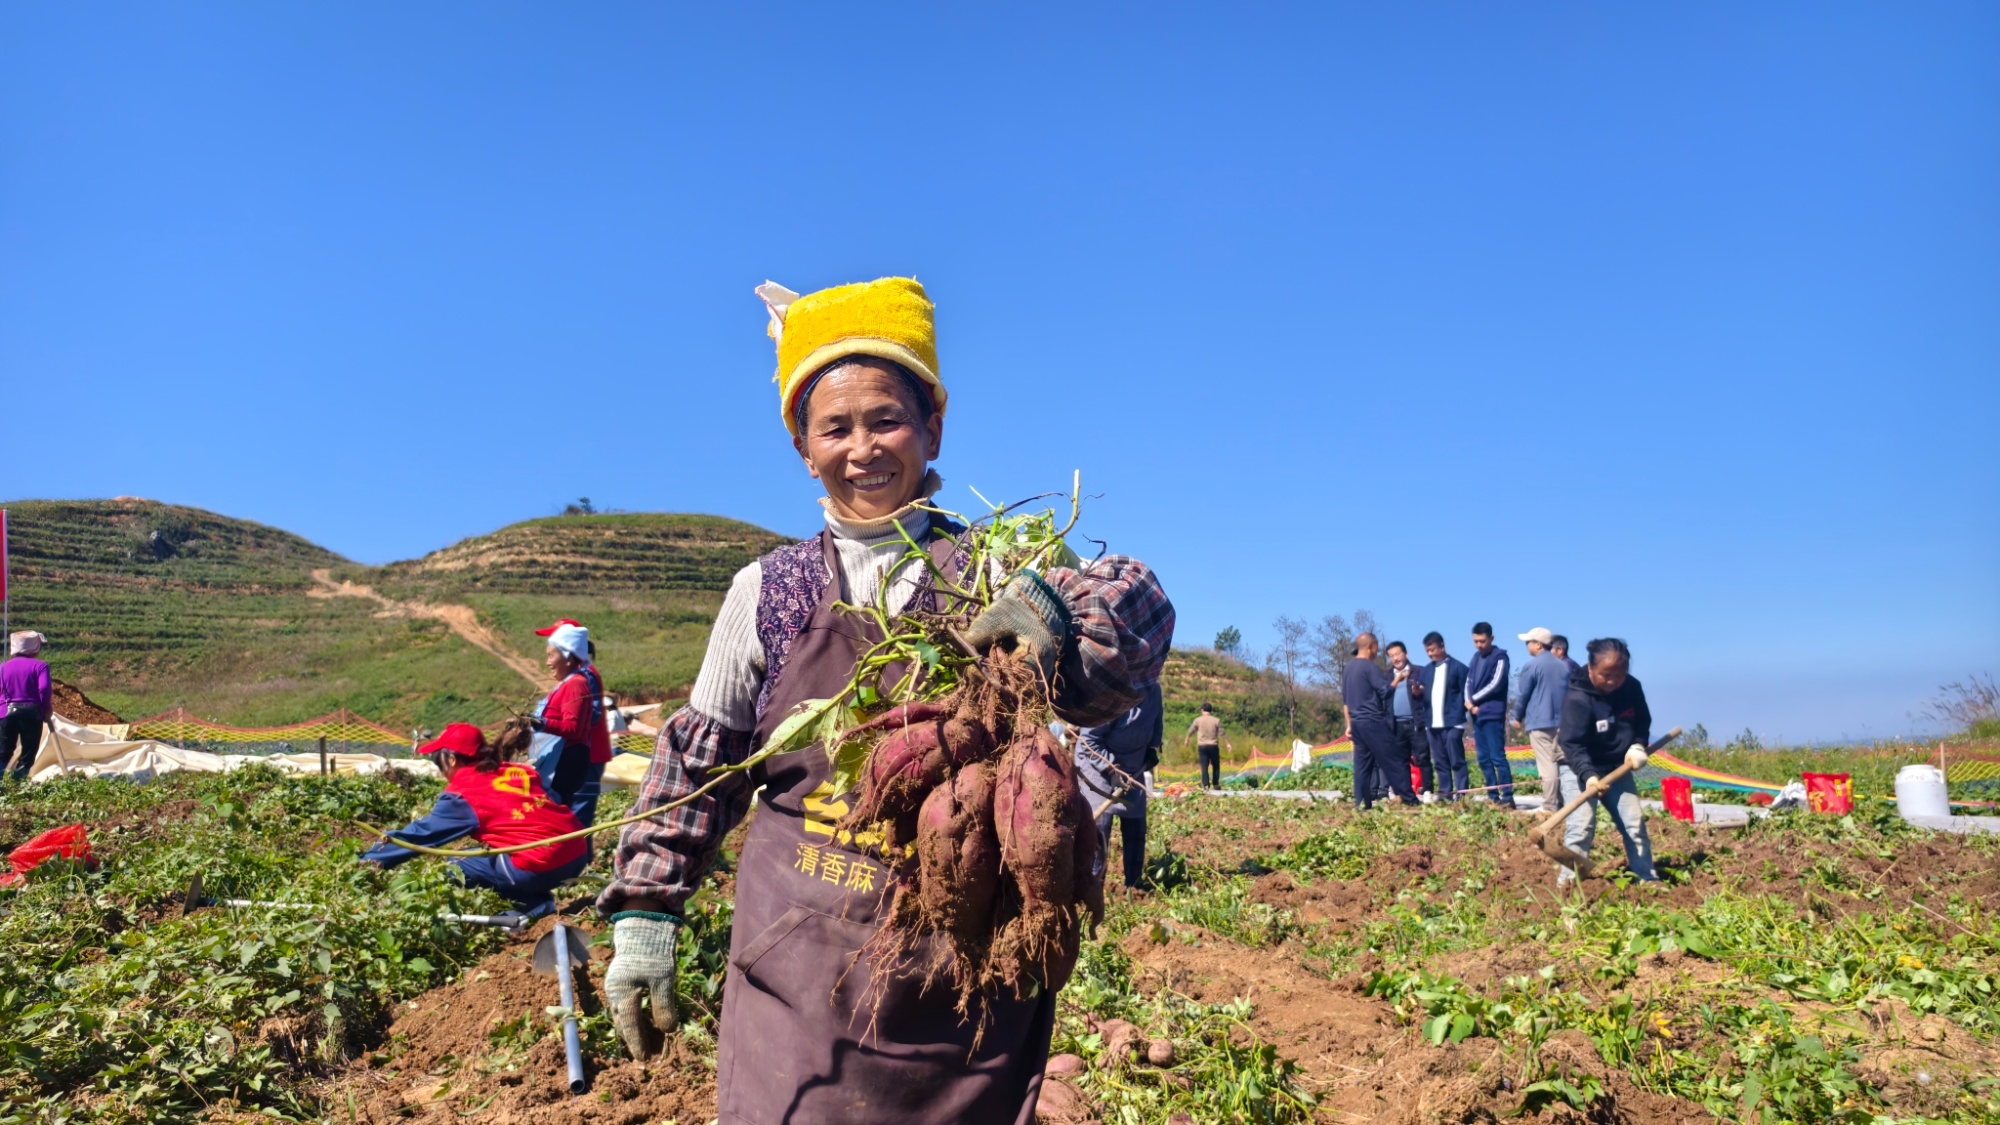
[687,498,937,732]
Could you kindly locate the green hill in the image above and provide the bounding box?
[1157,648,1344,763]
[5,500,784,731]
[8,499,1326,749]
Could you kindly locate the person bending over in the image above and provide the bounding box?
[362,722,589,918]
[1554,638,1658,885]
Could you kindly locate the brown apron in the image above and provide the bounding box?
[717,531,1054,1125]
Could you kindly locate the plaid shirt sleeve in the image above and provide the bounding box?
[1045,555,1176,728]
[598,704,755,916]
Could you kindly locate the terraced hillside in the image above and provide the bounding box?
[371,513,785,595]
[1158,648,1344,759]
[4,500,784,729]
[10,499,1320,748]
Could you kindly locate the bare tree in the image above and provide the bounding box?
[1308,608,1388,693]
[1308,614,1354,688]
[1925,673,1999,733]
[1268,615,1310,739]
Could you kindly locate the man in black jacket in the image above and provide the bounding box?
[1343,633,1417,809]
[1420,632,1471,800]
[1555,638,1658,885]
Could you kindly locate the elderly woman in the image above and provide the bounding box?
[598,278,1174,1124]
[528,619,611,826]
[1,632,52,782]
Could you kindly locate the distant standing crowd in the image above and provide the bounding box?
[1338,622,1660,882]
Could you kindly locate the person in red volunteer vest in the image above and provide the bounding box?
[530,619,613,827]
[362,723,589,918]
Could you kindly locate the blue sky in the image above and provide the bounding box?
[4,4,1995,742]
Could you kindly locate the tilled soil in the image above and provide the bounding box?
[317,798,1998,1125]
[321,917,717,1125]
[1116,923,1705,1124]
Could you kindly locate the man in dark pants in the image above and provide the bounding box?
[1343,633,1417,808]
[1464,622,1514,807]
[1076,681,1163,890]
[1385,641,1433,798]
[1421,632,1470,800]
[1184,703,1231,789]
[1,632,53,782]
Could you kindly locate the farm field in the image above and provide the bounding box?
[1,765,1994,1124]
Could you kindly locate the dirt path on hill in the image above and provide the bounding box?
[308,569,547,688]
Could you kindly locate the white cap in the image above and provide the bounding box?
[8,631,44,657]
[545,623,590,663]
[1517,627,1554,646]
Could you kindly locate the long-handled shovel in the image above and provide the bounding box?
[532,922,591,1095]
[1528,727,1681,878]
[182,875,534,932]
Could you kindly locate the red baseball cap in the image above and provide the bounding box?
[418,723,487,758]
[535,619,583,637]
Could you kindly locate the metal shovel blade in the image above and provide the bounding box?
[532,925,590,976]
[1535,831,1596,878]
[181,874,206,916]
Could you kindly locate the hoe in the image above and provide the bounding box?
[1527,727,1681,877]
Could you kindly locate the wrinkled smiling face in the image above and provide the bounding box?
[796,361,942,523]
[1424,641,1446,664]
[1387,647,1409,670]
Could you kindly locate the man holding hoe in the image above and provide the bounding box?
[598,277,1175,1124]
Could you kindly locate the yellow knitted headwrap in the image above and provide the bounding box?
[758,277,945,438]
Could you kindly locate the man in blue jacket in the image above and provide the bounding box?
[1420,632,1470,800]
[1510,627,1569,808]
[1555,638,1658,885]
[1463,623,1513,807]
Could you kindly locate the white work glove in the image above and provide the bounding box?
[1625,744,1649,771]
[603,914,680,1060]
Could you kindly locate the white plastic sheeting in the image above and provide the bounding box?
[30,716,433,784]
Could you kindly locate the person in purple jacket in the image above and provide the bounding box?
[1,632,53,781]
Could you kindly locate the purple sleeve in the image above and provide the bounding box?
[36,664,51,718]
[1044,556,1176,728]
[600,705,755,916]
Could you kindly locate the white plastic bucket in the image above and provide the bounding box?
[1894,765,1951,821]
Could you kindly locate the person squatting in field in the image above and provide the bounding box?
[0,632,51,782]
[596,277,1175,1125]
[528,619,612,828]
[1074,679,1164,890]
[1555,638,1658,885]
[361,722,589,917]
[1342,633,1418,809]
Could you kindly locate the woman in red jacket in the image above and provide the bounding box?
[363,722,588,919]
[530,620,613,826]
